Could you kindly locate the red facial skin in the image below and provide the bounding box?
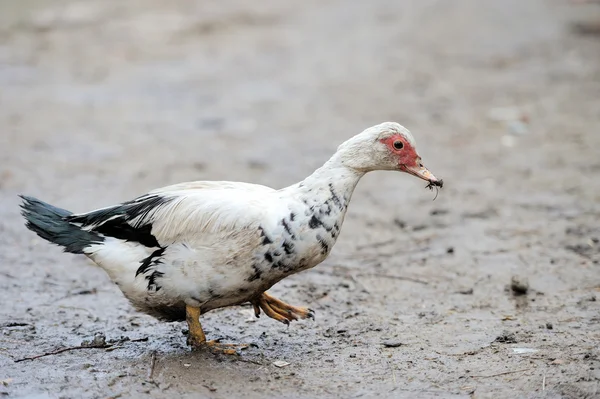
[379,134,419,169]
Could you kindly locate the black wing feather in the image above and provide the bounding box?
[66,195,174,247]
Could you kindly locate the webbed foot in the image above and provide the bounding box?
[252,292,314,325]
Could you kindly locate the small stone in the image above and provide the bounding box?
[458,288,474,295]
[512,348,538,354]
[510,276,529,296]
[382,340,403,348]
[183,363,191,367]
[349,354,356,358]
[447,247,455,254]
[273,361,290,368]
[81,333,107,348]
[494,332,517,344]
[546,322,553,330]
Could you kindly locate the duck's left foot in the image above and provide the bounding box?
[187,336,250,355]
[205,340,250,355]
[252,292,314,325]
[185,305,250,355]
[188,338,249,355]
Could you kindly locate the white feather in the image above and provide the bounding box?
[77,122,425,318]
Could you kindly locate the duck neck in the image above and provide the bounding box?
[284,152,365,212]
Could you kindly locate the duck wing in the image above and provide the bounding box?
[66,181,277,248]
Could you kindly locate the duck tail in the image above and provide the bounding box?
[19,195,103,254]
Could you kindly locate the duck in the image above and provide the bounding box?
[19,122,442,354]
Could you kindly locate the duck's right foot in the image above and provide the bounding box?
[252,292,315,325]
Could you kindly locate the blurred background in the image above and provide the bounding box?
[1,0,599,398]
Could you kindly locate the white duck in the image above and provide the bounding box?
[20,122,441,354]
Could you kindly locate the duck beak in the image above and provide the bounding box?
[402,163,443,187]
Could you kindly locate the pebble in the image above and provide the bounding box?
[494,332,517,344]
[382,340,403,348]
[512,348,538,354]
[81,332,107,347]
[510,276,529,296]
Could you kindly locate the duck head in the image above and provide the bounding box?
[336,122,442,187]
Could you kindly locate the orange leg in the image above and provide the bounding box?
[185,305,248,355]
[252,292,314,325]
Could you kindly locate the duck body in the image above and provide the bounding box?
[20,122,442,351]
[21,163,362,322]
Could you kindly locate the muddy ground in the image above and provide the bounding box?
[1,0,599,398]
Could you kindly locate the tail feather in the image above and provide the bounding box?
[19,195,103,254]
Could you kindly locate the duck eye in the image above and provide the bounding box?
[393,141,404,150]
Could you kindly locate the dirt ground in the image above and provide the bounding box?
[1,0,599,398]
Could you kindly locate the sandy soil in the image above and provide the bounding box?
[1,0,600,398]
